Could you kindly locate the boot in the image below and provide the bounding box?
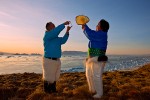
[44,81,53,93]
[44,81,57,93]
[43,81,49,93]
[52,81,57,92]
[47,82,53,93]
[51,81,57,92]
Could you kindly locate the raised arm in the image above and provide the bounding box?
[60,26,72,44]
[44,24,65,40]
[44,21,70,40]
[82,24,96,40]
[60,33,69,44]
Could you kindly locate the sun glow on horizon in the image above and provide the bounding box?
[0,0,150,55]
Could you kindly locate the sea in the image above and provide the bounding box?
[0,54,150,74]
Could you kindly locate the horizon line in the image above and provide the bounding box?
[0,51,150,56]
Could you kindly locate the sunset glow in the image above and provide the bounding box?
[0,0,150,55]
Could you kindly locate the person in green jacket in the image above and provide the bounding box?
[82,19,109,98]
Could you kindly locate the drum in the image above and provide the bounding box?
[76,15,90,25]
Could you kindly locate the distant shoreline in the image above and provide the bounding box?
[0,52,42,56]
[1,51,150,56]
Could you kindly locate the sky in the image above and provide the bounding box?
[0,0,150,55]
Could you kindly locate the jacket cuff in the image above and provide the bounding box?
[66,32,69,35]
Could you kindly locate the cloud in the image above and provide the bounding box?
[0,11,17,19]
[0,22,9,27]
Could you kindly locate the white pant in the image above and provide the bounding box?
[85,57,105,97]
[42,57,61,83]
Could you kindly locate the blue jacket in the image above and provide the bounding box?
[43,24,69,58]
[83,24,108,51]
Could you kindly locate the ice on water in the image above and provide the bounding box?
[0,54,150,74]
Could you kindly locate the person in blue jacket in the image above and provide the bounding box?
[82,19,109,98]
[42,21,72,93]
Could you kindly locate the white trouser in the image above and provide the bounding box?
[42,57,61,83]
[85,57,105,97]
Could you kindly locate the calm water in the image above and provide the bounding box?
[0,54,150,74]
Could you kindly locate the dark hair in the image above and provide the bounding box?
[99,19,109,32]
[46,22,52,30]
